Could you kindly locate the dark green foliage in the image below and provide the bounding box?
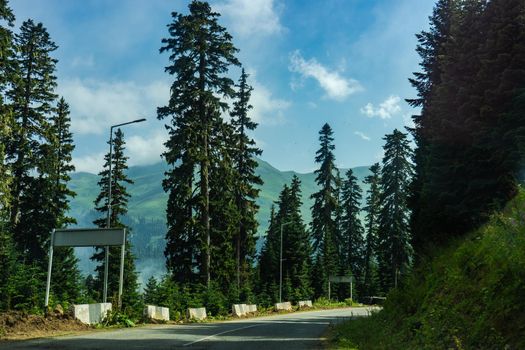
[409,0,525,256]
[331,191,525,349]
[406,0,453,260]
[91,129,140,312]
[45,98,81,304]
[338,169,365,299]
[362,163,381,297]
[310,123,339,298]
[158,0,240,287]
[143,276,160,305]
[257,177,312,304]
[0,1,15,311]
[7,19,58,240]
[230,68,263,301]
[256,205,278,305]
[208,124,237,296]
[377,129,413,292]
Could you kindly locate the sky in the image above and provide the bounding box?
[11,0,436,174]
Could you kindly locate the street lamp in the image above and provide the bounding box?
[279,220,293,303]
[103,118,146,304]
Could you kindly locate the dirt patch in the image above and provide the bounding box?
[0,307,92,340]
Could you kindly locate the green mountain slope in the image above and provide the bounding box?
[330,189,525,349]
[69,158,371,281]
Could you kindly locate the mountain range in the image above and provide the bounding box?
[68,159,371,284]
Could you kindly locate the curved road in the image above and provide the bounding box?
[1,307,376,350]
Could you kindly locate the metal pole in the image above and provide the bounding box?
[279,221,293,303]
[103,118,145,304]
[103,127,114,304]
[328,280,331,301]
[350,276,353,301]
[45,230,55,308]
[279,223,283,303]
[118,229,126,309]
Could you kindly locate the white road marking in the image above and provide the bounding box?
[182,324,264,347]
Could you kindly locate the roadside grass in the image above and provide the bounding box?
[329,189,525,349]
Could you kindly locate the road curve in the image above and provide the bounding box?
[0,307,376,350]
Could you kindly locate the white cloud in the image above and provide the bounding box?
[59,79,170,135]
[73,151,105,174]
[360,95,402,119]
[214,0,283,38]
[246,70,291,125]
[289,50,362,101]
[354,131,371,141]
[73,130,167,174]
[126,131,167,167]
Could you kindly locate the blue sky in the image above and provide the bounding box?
[11,0,435,174]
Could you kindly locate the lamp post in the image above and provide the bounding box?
[279,220,293,303]
[103,118,146,304]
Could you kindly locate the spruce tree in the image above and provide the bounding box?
[0,0,15,311]
[7,20,58,253]
[257,178,312,303]
[208,120,237,299]
[377,130,413,292]
[339,169,365,299]
[406,0,454,258]
[279,176,312,302]
[230,68,263,300]
[158,0,240,287]
[92,129,140,310]
[362,163,381,297]
[43,97,81,303]
[143,276,160,305]
[409,0,525,254]
[310,123,339,298]
[256,205,278,305]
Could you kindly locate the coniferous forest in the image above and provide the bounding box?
[1,0,525,346]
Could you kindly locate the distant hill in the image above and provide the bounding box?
[69,158,371,284]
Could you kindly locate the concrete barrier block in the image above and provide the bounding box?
[187,307,207,320]
[144,305,170,321]
[72,303,112,325]
[232,304,248,317]
[298,300,313,308]
[247,304,257,313]
[274,301,292,311]
[232,304,254,317]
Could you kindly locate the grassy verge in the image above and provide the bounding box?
[329,190,525,349]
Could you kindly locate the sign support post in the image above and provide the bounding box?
[44,228,126,308]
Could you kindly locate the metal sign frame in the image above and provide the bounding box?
[45,228,126,309]
[328,275,353,301]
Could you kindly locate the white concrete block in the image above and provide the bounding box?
[247,304,257,313]
[144,305,170,321]
[274,301,292,311]
[232,304,246,317]
[72,303,112,325]
[187,307,207,320]
[298,300,313,308]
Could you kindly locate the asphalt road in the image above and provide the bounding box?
[0,307,377,350]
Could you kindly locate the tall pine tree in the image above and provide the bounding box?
[377,130,413,292]
[7,19,58,262]
[362,163,381,297]
[42,97,81,303]
[230,68,263,300]
[0,0,14,311]
[158,0,240,287]
[92,129,140,311]
[406,0,454,258]
[310,123,339,298]
[339,169,365,300]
